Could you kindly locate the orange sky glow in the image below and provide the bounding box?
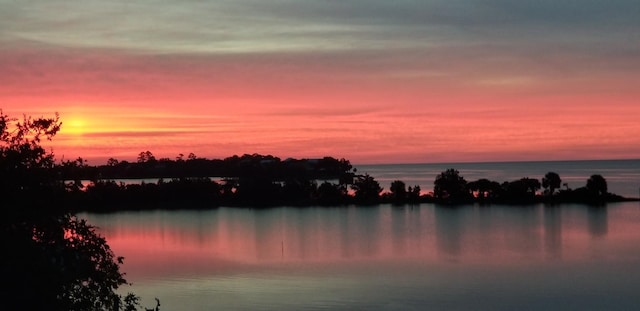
[2,1,639,164]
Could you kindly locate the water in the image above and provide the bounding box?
[79,160,640,310]
[82,204,640,310]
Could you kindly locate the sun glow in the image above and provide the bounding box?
[64,118,87,135]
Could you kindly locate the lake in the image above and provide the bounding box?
[81,202,640,310]
[80,159,640,310]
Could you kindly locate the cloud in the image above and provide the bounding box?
[3,0,640,163]
[3,0,638,54]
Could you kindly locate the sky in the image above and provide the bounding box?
[1,0,639,164]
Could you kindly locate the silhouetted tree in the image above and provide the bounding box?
[351,174,383,204]
[468,178,501,202]
[282,177,318,204]
[407,185,421,203]
[59,157,91,193]
[542,172,562,196]
[137,150,156,163]
[0,111,62,202]
[0,111,139,310]
[586,174,608,196]
[317,182,347,205]
[236,176,282,205]
[389,180,407,203]
[503,177,541,201]
[106,157,119,166]
[434,169,469,202]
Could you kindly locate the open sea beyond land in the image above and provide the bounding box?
[81,159,640,310]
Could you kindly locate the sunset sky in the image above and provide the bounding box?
[2,0,639,164]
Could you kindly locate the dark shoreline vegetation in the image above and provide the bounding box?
[58,153,635,211]
[2,112,141,310]
[1,111,637,310]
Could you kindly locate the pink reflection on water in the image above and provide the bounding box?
[82,203,640,280]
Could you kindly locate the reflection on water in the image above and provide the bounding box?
[434,207,463,257]
[88,205,616,265]
[544,207,562,259]
[81,203,640,311]
[588,206,608,237]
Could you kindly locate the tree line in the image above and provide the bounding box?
[430,168,619,204]
[63,165,627,211]
[58,152,354,181]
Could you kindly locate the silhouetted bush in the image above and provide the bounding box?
[0,111,138,310]
[351,174,383,204]
[542,172,562,196]
[434,169,471,203]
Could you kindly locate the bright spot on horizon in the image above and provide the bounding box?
[65,118,86,135]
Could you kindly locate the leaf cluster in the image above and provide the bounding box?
[1,110,139,310]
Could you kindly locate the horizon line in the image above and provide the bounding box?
[355,157,640,167]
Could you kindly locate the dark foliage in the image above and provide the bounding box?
[433,169,470,203]
[407,185,422,203]
[351,174,383,204]
[0,111,138,310]
[317,182,348,205]
[282,177,318,205]
[587,174,608,196]
[554,174,614,205]
[62,162,633,209]
[502,177,541,202]
[389,180,407,203]
[467,178,502,203]
[56,153,355,183]
[542,172,562,196]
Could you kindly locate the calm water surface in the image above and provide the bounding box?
[82,202,640,310]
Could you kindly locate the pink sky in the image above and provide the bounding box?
[2,1,639,164]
